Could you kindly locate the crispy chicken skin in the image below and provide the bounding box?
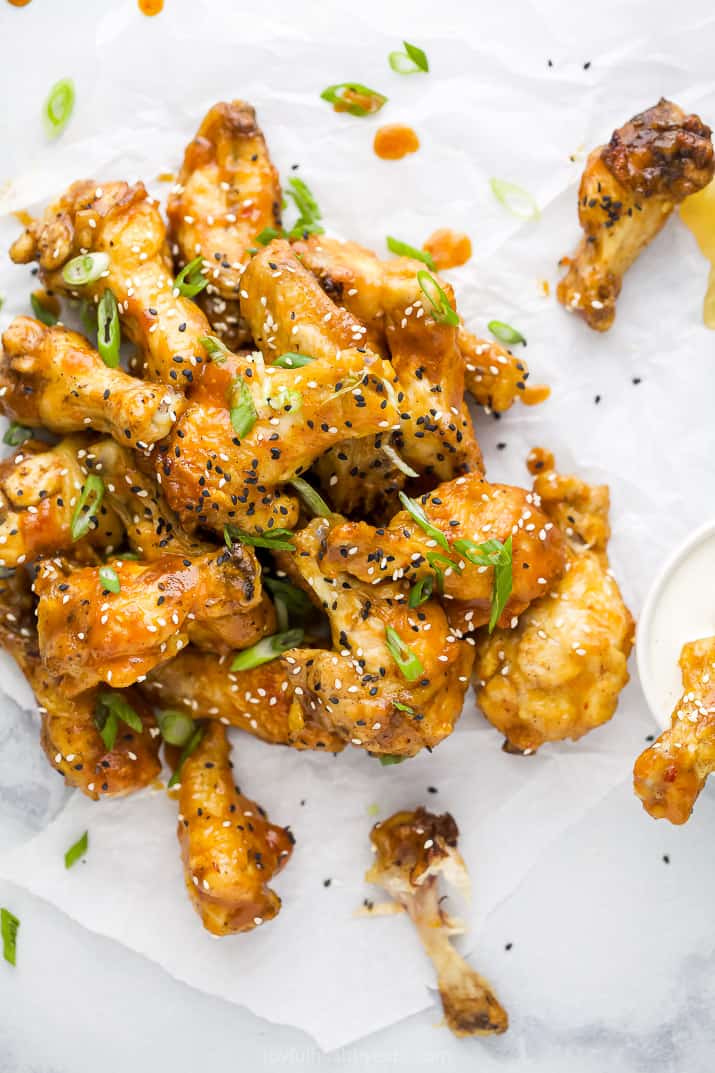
[177,720,293,935]
[634,637,715,824]
[367,808,508,1037]
[10,180,210,385]
[557,99,714,331]
[324,473,566,632]
[473,453,634,752]
[0,571,160,798]
[0,317,185,448]
[0,437,123,568]
[168,100,281,350]
[272,518,474,756]
[458,328,534,414]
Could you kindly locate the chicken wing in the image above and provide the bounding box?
[168,100,281,350]
[0,437,122,568]
[473,454,634,752]
[634,637,715,824]
[557,99,714,330]
[177,720,293,935]
[367,808,508,1037]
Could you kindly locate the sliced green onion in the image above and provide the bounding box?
[393,700,420,716]
[269,385,302,414]
[44,77,75,139]
[382,443,419,478]
[273,596,289,631]
[488,535,513,632]
[224,524,296,552]
[386,236,434,269]
[320,83,387,117]
[416,270,459,327]
[62,252,110,288]
[98,565,120,593]
[388,40,429,75]
[1,907,19,966]
[256,226,284,245]
[200,334,230,363]
[379,754,406,765]
[408,574,433,608]
[231,628,304,672]
[398,491,449,551]
[158,709,196,747]
[426,550,461,594]
[286,177,322,223]
[385,625,424,682]
[490,178,540,221]
[285,219,325,241]
[30,293,58,326]
[487,320,526,346]
[168,724,205,788]
[228,378,257,439]
[174,256,208,298]
[264,577,312,619]
[70,475,105,542]
[94,692,143,752]
[96,289,120,367]
[3,422,32,447]
[289,477,332,518]
[453,536,503,567]
[64,831,88,869]
[273,352,315,369]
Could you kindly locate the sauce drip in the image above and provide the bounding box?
[373,124,419,161]
[521,384,551,407]
[13,210,33,228]
[138,0,163,14]
[680,178,715,329]
[423,228,472,270]
[156,171,175,183]
[526,446,555,475]
[7,0,32,6]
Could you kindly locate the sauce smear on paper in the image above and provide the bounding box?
[526,446,555,475]
[156,171,175,183]
[7,0,32,6]
[521,384,551,407]
[374,125,419,161]
[13,210,33,228]
[138,0,164,14]
[680,178,715,329]
[423,228,472,270]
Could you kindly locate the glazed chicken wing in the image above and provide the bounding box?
[177,720,293,935]
[473,453,634,752]
[367,808,508,1037]
[168,100,281,350]
[634,636,715,824]
[1,317,185,448]
[557,98,714,330]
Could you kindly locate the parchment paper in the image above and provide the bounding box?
[0,0,714,1052]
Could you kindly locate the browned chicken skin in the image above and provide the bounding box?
[177,720,293,935]
[634,637,715,824]
[557,98,714,330]
[367,808,508,1037]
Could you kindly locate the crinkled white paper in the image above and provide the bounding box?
[0,0,714,1052]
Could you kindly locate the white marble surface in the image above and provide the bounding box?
[2,0,715,1069]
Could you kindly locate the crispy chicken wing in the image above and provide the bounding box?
[473,454,634,752]
[0,317,185,448]
[634,637,715,824]
[557,99,714,330]
[168,101,281,350]
[367,808,508,1037]
[458,328,535,414]
[177,720,293,935]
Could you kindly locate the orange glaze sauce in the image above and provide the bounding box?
[423,229,472,270]
[7,0,32,6]
[373,124,419,161]
[138,0,163,14]
[526,446,555,475]
[13,210,33,228]
[522,384,551,406]
[333,88,384,115]
[156,171,175,183]
[680,179,715,329]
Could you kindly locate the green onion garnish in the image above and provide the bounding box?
[62,252,110,288]
[487,320,526,346]
[96,289,120,367]
[264,577,312,619]
[416,270,459,327]
[1,907,19,966]
[3,423,32,447]
[98,565,120,593]
[385,625,424,682]
[287,176,321,222]
[255,226,283,245]
[70,475,104,542]
[289,477,332,518]
[382,443,419,478]
[79,299,96,336]
[30,293,58,326]
[269,385,302,414]
[200,334,230,363]
[490,178,540,221]
[388,40,429,75]
[386,236,434,269]
[168,724,205,789]
[273,352,315,369]
[44,77,75,139]
[158,709,196,747]
[230,628,304,672]
[453,536,513,631]
[174,256,208,298]
[224,525,296,552]
[64,831,88,869]
[94,690,143,751]
[228,378,257,439]
[320,83,388,117]
[393,700,420,716]
[398,491,450,551]
[408,574,433,608]
[426,550,460,594]
[379,754,406,765]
